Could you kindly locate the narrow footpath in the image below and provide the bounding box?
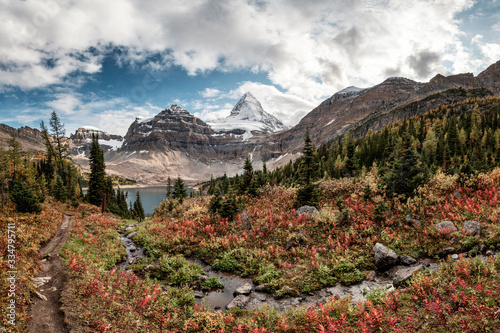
[29,214,72,333]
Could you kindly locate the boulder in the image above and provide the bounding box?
[399,255,417,266]
[392,264,423,287]
[440,247,459,257]
[194,291,205,299]
[373,243,398,270]
[435,221,457,237]
[463,221,481,237]
[295,206,319,220]
[234,283,253,296]
[239,209,253,230]
[226,295,250,310]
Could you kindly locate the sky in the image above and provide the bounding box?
[0,0,499,136]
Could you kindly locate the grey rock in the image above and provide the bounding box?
[441,247,458,256]
[226,295,250,310]
[234,283,253,296]
[435,221,457,237]
[127,232,137,238]
[366,270,376,281]
[295,206,319,220]
[479,244,487,253]
[486,250,495,256]
[239,209,253,230]
[405,214,421,227]
[129,246,136,252]
[194,291,205,299]
[463,221,481,237]
[254,284,269,292]
[392,265,423,287]
[451,254,459,260]
[399,255,417,266]
[373,243,398,270]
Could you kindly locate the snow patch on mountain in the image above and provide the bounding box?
[208,92,288,134]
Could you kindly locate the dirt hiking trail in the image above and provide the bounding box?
[29,214,72,333]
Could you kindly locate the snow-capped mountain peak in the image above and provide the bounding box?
[208,92,288,135]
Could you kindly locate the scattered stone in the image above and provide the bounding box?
[486,250,495,256]
[479,244,487,253]
[226,295,250,310]
[461,252,468,258]
[399,255,417,266]
[405,215,421,227]
[254,284,269,292]
[373,243,398,270]
[366,271,376,281]
[194,291,204,299]
[392,265,423,287]
[239,209,253,230]
[441,247,458,257]
[234,283,253,296]
[199,275,209,281]
[48,286,57,292]
[449,237,458,245]
[128,258,135,265]
[35,292,47,301]
[127,232,137,239]
[295,206,319,220]
[214,306,221,310]
[451,254,459,260]
[463,221,481,237]
[129,247,136,252]
[435,221,457,237]
[276,286,299,298]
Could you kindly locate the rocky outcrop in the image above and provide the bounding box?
[373,243,398,270]
[435,221,457,237]
[0,124,47,152]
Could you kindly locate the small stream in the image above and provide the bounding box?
[117,224,442,312]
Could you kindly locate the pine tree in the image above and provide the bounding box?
[173,176,187,204]
[383,133,429,198]
[132,191,145,221]
[294,129,320,208]
[49,111,67,164]
[166,176,172,199]
[87,134,106,206]
[241,156,254,193]
[301,128,316,185]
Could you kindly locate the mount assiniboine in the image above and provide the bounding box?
[208,92,288,136]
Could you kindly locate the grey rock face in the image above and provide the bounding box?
[226,295,250,310]
[234,283,253,296]
[399,255,417,266]
[392,264,423,287]
[463,220,481,237]
[435,221,457,237]
[373,243,398,270]
[295,206,319,220]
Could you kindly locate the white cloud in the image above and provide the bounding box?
[1,0,498,116]
[46,93,82,115]
[200,88,221,98]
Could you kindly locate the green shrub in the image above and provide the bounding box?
[201,277,224,289]
[9,180,44,213]
[156,254,203,286]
